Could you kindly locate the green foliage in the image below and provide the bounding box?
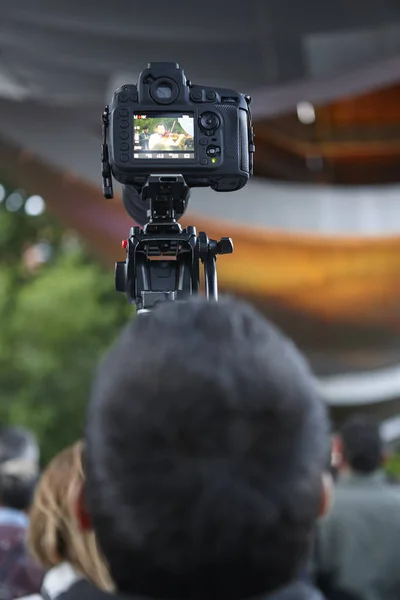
[0,185,132,464]
[385,452,400,480]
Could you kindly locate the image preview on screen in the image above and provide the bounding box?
[134,113,195,159]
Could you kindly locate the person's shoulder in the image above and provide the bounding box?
[379,483,400,506]
[330,479,400,519]
[60,581,324,600]
[57,580,111,600]
[265,580,324,600]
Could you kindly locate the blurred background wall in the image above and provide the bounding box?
[1,0,400,460]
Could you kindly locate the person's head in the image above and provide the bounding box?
[156,123,166,135]
[143,126,149,132]
[84,297,330,600]
[338,414,383,475]
[28,441,112,591]
[0,426,39,511]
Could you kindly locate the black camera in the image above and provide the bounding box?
[105,62,254,192]
[101,62,255,312]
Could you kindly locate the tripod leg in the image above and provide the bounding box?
[204,256,218,301]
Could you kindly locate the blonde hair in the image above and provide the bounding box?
[28,441,113,591]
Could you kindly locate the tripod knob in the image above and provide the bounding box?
[197,231,209,256]
[115,261,127,293]
[217,237,234,255]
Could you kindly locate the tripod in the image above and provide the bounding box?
[114,175,233,312]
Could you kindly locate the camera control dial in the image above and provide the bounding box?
[199,112,220,132]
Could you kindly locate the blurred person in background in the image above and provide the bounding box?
[138,126,150,150]
[315,414,400,600]
[73,297,330,600]
[0,426,44,599]
[20,440,113,600]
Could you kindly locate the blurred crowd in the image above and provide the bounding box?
[1,297,400,600]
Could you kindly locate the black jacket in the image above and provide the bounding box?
[58,578,324,600]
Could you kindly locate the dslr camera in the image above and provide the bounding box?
[104,62,254,193]
[101,62,255,312]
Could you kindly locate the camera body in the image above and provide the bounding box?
[107,62,255,192]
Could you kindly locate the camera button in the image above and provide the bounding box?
[119,109,128,117]
[199,138,208,146]
[130,93,138,102]
[200,158,208,165]
[120,143,129,151]
[120,154,129,162]
[118,93,128,102]
[206,91,216,101]
[120,132,129,140]
[206,146,221,157]
[120,120,129,129]
[190,90,202,101]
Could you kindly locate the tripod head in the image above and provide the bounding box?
[142,174,189,223]
[114,175,233,312]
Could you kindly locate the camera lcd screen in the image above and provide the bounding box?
[133,113,195,160]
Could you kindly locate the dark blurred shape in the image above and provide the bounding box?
[0,426,39,509]
[0,427,44,599]
[122,184,152,226]
[0,525,44,599]
[0,426,39,467]
[316,574,363,600]
[314,414,400,600]
[85,296,329,600]
[339,414,383,474]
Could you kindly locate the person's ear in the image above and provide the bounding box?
[68,478,92,532]
[331,434,344,470]
[319,471,334,519]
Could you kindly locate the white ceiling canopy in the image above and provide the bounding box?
[0,0,400,111]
